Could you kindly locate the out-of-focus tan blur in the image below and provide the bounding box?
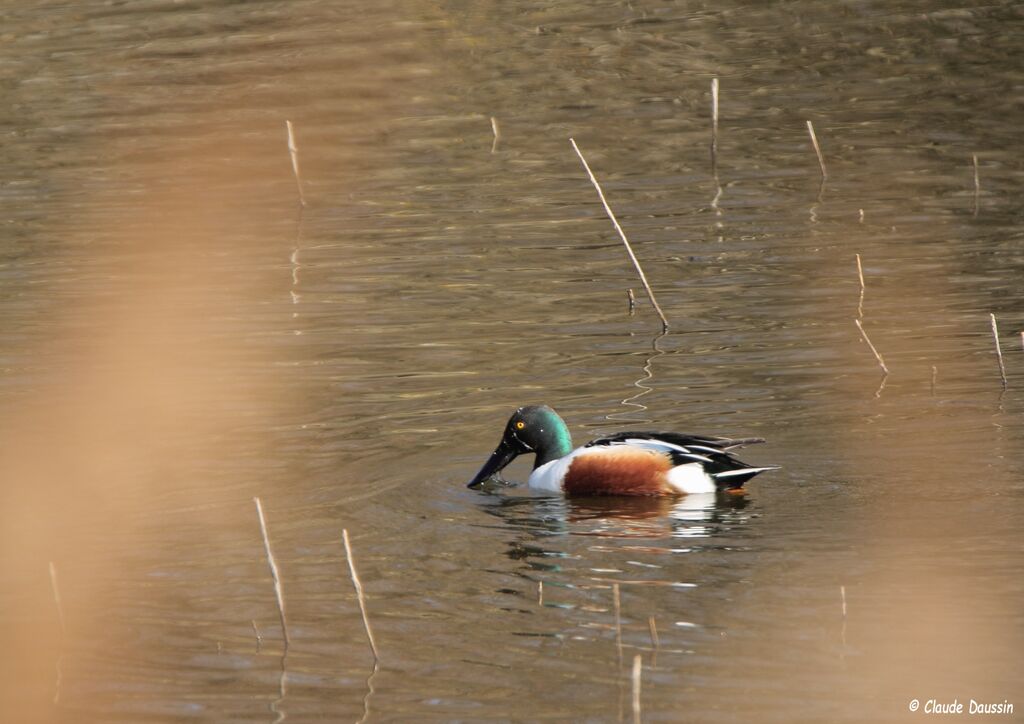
[0,136,298,721]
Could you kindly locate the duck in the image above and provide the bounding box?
[467,405,777,496]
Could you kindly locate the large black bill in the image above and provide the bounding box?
[467,440,519,488]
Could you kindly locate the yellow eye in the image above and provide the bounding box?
[515,421,526,430]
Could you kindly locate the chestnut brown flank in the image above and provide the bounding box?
[563,449,674,496]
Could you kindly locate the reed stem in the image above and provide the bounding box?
[631,654,643,724]
[855,319,889,375]
[48,561,65,634]
[972,153,980,217]
[285,120,306,208]
[253,497,289,647]
[343,529,381,661]
[612,582,623,667]
[647,615,659,649]
[990,313,1008,389]
[251,619,263,652]
[855,253,865,319]
[570,138,670,331]
[806,120,828,180]
[490,116,500,154]
[710,77,719,175]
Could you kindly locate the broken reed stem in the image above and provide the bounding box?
[806,120,828,180]
[490,116,500,154]
[631,654,643,724]
[538,580,544,606]
[990,313,1008,389]
[931,365,938,395]
[855,319,889,375]
[570,138,670,332]
[710,77,719,175]
[343,529,380,662]
[855,253,865,319]
[253,497,290,648]
[840,585,847,618]
[285,120,306,208]
[972,153,980,217]
[627,288,636,313]
[48,561,65,634]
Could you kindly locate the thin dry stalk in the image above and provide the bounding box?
[49,561,65,634]
[490,116,500,154]
[990,313,1008,389]
[631,654,643,724]
[570,138,670,331]
[931,365,938,395]
[647,615,659,649]
[806,120,828,180]
[710,77,719,174]
[627,288,636,313]
[612,582,623,666]
[538,580,544,606]
[840,585,847,618]
[855,319,889,375]
[343,529,381,662]
[972,153,980,217]
[855,254,865,319]
[254,497,290,647]
[285,120,306,208]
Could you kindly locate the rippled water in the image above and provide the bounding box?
[2,1,1023,722]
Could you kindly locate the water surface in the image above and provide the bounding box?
[1,1,1022,722]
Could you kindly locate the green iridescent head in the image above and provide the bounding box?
[467,405,574,488]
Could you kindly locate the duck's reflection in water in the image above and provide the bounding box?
[481,490,748,537]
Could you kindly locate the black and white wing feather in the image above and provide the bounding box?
[584,431,777,488]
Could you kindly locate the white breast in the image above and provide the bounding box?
[527,446,603,492]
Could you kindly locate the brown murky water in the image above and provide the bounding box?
[2,1,1023,722]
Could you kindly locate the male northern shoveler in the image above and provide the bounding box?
[467,405,777,496]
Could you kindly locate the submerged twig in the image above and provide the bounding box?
[990,313,1008,389]
[343,529,380,661]
[253,497,289,647]
[647,615,659,650]
[626,288,636,314]
[855,319,889,375]
[285,120,306,208]
[570,138,670,332]
[806,120,828,180]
